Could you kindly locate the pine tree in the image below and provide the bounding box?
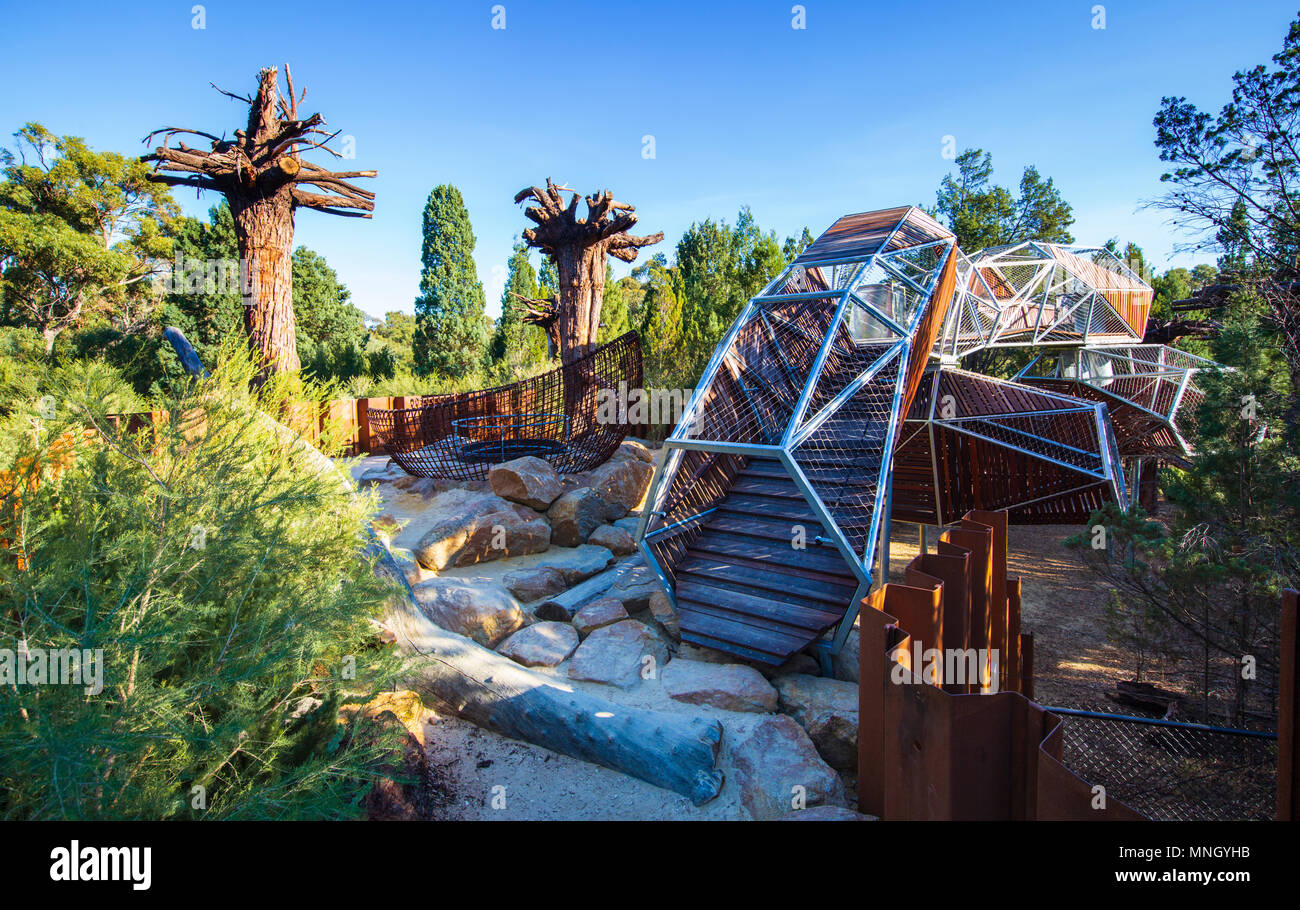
[598,264,630,343]
[412,185,488,378]
[0,342,406,818]
[488,240,542,370]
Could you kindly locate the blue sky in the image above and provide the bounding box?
[2,1,1297,320]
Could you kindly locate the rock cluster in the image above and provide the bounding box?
[366,441,864,820]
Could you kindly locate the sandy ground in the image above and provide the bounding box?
[347,454,1126,819]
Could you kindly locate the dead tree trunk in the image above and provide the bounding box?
[230,189,298,374]
[142,65,375,380]
[510,291,562,360]
[514,180,662,365]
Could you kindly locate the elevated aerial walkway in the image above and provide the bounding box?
[636,207,961,664]
[634,209,1213,665]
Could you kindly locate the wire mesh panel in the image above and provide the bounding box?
[891,369,1127,525]
[1051,707,1277,821]
[942,242,1152,350]
[367,330,642,480]
[791,349,904,559]
[1020,344,1219,458]
[679,297,839,445]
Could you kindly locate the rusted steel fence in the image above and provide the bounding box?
[858,521,1300,821]
[858,508,1145,820]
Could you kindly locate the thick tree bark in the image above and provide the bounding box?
[230,190,299,374]
[555,243,608,364]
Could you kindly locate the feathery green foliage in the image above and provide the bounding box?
[0,343,405,819]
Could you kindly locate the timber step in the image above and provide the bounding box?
[669,456,862,664]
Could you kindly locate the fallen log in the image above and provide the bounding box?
[162,328,726,806]
[534,564,622,620]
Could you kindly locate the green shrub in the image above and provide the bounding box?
[0,343,404,819]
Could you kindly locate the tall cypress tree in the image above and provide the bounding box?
[488,239,540,365]
[412,185,487,378]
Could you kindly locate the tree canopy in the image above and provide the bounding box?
[0,123,177,352]
[932,148,1074,251]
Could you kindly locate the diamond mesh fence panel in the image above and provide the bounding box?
[791,348,903,559]
[1051,707,1277,821]
[682,298,836,445]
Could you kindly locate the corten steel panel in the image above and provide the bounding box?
[1005,577,1024,694]
[899,246,959,423]
[946,523,993,661]
[857,596,893,819]
[914,549,971,693]
[969,509,1009,688]
[857,509,1143,820]
[1020,632,1035,702]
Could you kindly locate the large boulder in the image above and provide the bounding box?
[572,597,630,638]
[358,460,406,488]
[412,489,551,570]
[546,488,616,547]
[618,440,654,463]
[833,627,860,683]
[411,578,525,647]
[646,590,680,639]
[660,659,778,714]
[612,516,642,535]
[587,457,654,517]
[774,674,860,770]
[488,456,563,511]
[534,544,615,585]
[495,622,580,668]
[501,566,570,603]
[729,715,847,820]
[604,562,662,613]
[587,523,636,556]
[566,620,669,688]
[393,474,461,498]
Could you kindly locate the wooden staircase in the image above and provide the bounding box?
[673,457,862,665]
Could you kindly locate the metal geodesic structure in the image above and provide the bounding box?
[634,207,964,662]
[936,241,1152,358]
[1014,343,1219,463]
[635,207,1218,665]
[935,241,1222,466]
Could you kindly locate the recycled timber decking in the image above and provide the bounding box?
[672,457,858,664]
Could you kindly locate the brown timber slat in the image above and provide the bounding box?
[691,530,853,575]
[677,556,855,608]
[675,580,843,630]
[676,609,810,663]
